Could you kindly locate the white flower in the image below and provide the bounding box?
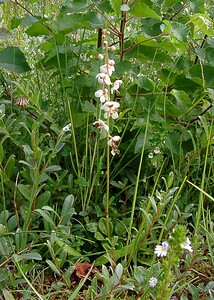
[96,73,111,85]
[120,4,130,11]
[108,136,121,156]
[108,59,115,66]
[149,277,158,287]
[100,64,115,76]
[95,89,103,98]
[154,147,161,154]
[62,123,71,132]
[100,60,115,76]
[93,119,109,132]
[154,241,169,257]
[101,101,120,119]
[181,238,193,252]
[148,152,153,158]
[95,89,108,103]
[111,79,123,94]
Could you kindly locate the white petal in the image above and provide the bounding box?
[95,90,103,97]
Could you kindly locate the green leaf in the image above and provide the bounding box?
[0,0,10,3]
[51,12,106,32]
[0,47,31,73]
[54,143,65,154]
[129,0,161,20]
[2,289,15,300]
[98,218,113,236]
[0,268,9,283]
[161,0,181,12]
[61,0,93,13]
[170,89,191,111]
[18,184,32,201]
[46,259,61,275]
[110,0,121,15]
[82,101,96,112]
[26,22,50,36]
[35,209,55,227]
[113,263,123,285]
[94,0,114,13]
[115,60,132,76]
[5,155,15,178]
[14,252,42,261]
[166,132,181,156]
[55,238,82,256]
[36,191,51,208]
[171,22,190,42]
[74,177,89,187]
[191,14,214,36]
[61,195,75,217]
[20,14,40,26]
[45,165,62,172]
[136,75,154,91]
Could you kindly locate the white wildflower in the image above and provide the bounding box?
[149,277,158,287]
[100,64,115,76]
[111,79,123,93]
[108,136,121,156]
[96,73,111,85]
[148,152,153,158]
[154,147,161,154]
[101,101,120,119]
[62,123,71,132]
[181,238,193,252]
[93,119,109,132]
[154,241,169,257]
[95,89,108,103]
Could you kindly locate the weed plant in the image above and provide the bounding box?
[0,0,213,299]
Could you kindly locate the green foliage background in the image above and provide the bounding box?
[0,0,213,299]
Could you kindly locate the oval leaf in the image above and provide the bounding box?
[0,47,31,73]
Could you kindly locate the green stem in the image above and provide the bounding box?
[127,113,150,247]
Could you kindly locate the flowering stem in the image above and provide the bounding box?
[106,113,110,238]
[104,32,111,238]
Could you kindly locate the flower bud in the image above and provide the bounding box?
[98,54,104,60]
[110,45,117,51]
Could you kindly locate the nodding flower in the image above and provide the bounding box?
[111,80,123,94]
[95,89,109,103]
[93,119,109,133]
[96,73,111,85]
[108,136,121,156]
[101,101,120,119]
